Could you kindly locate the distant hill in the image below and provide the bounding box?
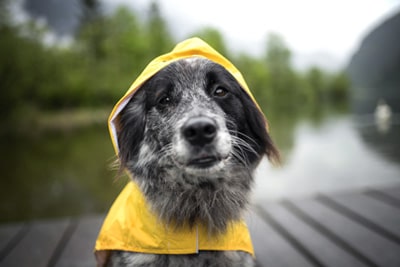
[347,9,400,114]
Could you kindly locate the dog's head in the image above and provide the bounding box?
[113,55,279,232]
[117,57,279,179]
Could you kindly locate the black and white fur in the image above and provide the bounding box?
[108,57,279,267]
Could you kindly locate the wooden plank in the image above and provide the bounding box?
[0,218,70,267]
[0,223,26,257]
[54,215,104,267]
[292,198,400,267]
[322,192,400,240]
[365,186,400,209]
[378,185,400,202]
[246,209,314,267]
[261,202,368,267]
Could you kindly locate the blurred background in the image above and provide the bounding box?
[0,0,399,223]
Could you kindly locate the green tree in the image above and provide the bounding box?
[0,0,10,26]
[304,66,326,103]
[264,33,298,109]
[265,33,291,72]
[234,53,271,106]
[77,0,106,60]
[89,6,148,103]
[145,1,173,57]
[0,10,59,114]
[326,70,350,103]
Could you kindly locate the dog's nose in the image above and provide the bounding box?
[182,117,217,146]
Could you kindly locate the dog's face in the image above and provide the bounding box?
[118,57,277,178]
[117,57,278,231]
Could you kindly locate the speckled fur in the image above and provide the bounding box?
[109,58,279,267]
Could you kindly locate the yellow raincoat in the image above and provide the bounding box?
[95,37,268,264]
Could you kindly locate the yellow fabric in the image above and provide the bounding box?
[95,182,254,256]
[95,37,264,258]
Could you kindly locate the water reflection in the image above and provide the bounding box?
[253,115,400,201]
[357,115,400,164]
[0,126,126,223]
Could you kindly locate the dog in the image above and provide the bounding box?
[95,38,280,266]
[98,55,280,267]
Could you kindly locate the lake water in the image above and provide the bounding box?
[253,114,400,201]
[1,112,399,223]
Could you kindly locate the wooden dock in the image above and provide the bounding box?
[1,184,400,267]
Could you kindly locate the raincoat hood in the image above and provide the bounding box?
[95,37,264,265]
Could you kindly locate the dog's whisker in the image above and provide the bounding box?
[233,134,261,156]
[225,118,263,159]
[234,138,261,163]
[230,149,249,168]
[237,131,260,148]
[229,136,258,168]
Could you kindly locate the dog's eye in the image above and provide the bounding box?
[214,87,228,97]
[158,96,171,106]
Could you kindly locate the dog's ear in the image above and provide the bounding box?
[95,250,111,267]
[117,89,147,171]
[239,90,280,165]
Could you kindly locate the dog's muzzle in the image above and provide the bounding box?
[180,116,224,168]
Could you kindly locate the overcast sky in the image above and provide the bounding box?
[105,0,400,70]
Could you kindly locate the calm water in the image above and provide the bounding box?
[1,113,399,223]
[253,114,400,201]
[0,126,127,223]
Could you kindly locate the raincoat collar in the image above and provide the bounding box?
[95,182,254,259]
